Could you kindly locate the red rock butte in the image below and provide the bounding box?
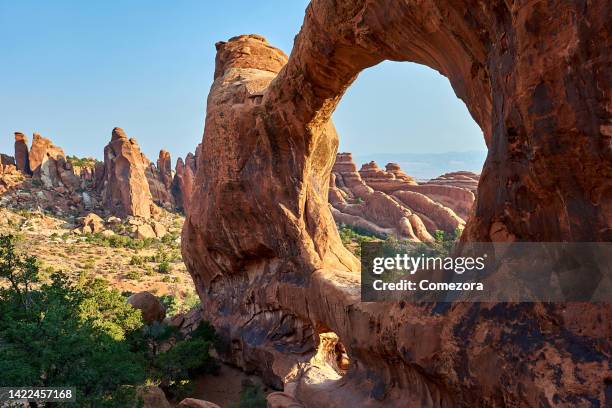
[182,1,610,407]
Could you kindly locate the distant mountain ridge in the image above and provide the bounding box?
[352,150,486,181]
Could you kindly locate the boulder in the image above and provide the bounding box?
[176,399,220,408]
[106,216,122,225]
[135,224,156,240]
[152,221,167,238]
[98,128,153,218]
[136,386,171,408]
[267,392,305,408]
[126,291,165,324]
[82,213,105,234]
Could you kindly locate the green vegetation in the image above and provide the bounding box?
[158,260,171,274]
[159,292,201,316]
[231,383,267,408]
[66,155,100,168]
[0,235,145,406]
[84,232,156,250]
[337,223,385,256]
[0,234,217,407]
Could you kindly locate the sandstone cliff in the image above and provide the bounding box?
[182,0,611,404]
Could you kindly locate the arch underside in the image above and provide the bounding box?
[182,1,611,406]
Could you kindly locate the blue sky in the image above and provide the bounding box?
[0,1,485,165]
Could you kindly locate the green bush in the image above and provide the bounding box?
[231,384,267,408]
[337,223,384,256]
[125,270,141,280]
[66,155,100,168]
[85,232,156,250]
[159,293,201,316]
[129,255,146,266]
[0,234,146,407]
[0,233,219,406]
[158,260,171,274]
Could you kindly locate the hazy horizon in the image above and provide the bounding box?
[0,1,486,170]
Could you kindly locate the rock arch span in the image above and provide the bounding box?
[183,1,610,406]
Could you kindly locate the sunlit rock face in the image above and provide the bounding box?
[183,1,611,406]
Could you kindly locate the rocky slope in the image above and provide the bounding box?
[181,0,611,405]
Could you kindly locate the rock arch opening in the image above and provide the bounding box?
[329,60,487,241]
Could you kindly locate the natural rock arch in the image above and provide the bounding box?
[183,1,610,406]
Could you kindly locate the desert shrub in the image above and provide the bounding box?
[159,292,201,316]
[66,155,100,168]
[129,255,146,266]
[125,270,141,280]
[85,232,155,250]
[161,232,180,248]
[231,384,267,408]
[337,223,385,256]
[158,294,178,315]
[158,260,171,274]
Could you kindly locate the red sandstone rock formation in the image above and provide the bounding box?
[385,162,416,184]
[99,128,154,218]
[0,154,15,167]
[14,132,31,175]
[183,1,610,405]
[146,150,175,209]
[29,133,65,175]
[172,146,199,214]
[329,153,432,240]
[359,161,418,193]
[27,133,83,189]
[126,291,166,324]
[157,150,173,189]
[426,171,480,193]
